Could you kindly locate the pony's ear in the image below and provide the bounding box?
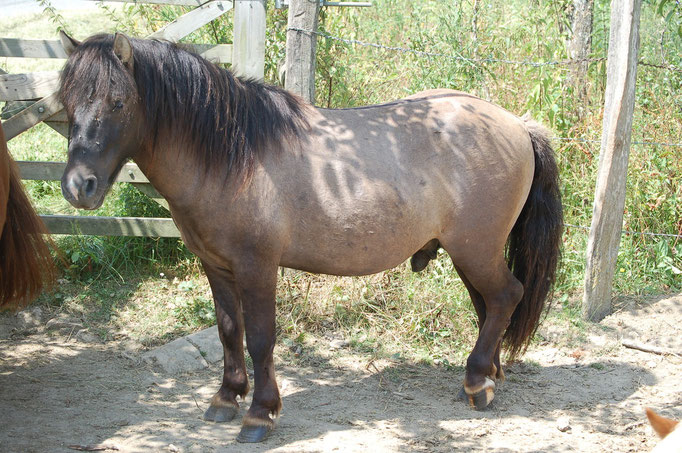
[59,30,80,56]
[113,32,134,73]
[646,408,679,439]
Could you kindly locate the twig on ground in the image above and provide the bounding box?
[622,339,681,358]
[192,393,202,411]
[67,444,119,451]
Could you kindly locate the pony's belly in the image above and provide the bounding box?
[280,230,429,276]
[281,253,412,277]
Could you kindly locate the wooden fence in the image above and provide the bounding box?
[0,0,267,237]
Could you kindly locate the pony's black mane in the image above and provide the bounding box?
[59,34,308,177]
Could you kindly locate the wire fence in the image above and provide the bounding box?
[555,137,682,148]
[289,27,682,149]
[288,27,682,73]
[564,223,682,239]
[288,27,682,241]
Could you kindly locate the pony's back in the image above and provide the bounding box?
[0,123,55,310]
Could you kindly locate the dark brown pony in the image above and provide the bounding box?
[0,123,54,310]
[58,32,563,443]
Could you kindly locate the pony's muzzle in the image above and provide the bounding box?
[62,171,100,210]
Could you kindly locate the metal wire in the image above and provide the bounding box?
[555,137,682,147]
[564,223,682,239]
[289,27,681,72]
[289,27,606,67]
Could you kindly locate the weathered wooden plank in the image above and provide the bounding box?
[43,121,69,138]
[232,0,266,80]
[85,0,210,6]
[1,92,62,140]
[131,183,170,210]
[149,1,232,42]
[18,161,170,210]
[0,71,60,102]
[0,38,231,64]
[42,215,181,237]
[583,0,641,321]
[276,0,372,6]
[45,109,68,123]
[17,161,151,184]
[195,43,233,63]
[0,38,68,59]
[42,109,69,138]
[285,0,320,103]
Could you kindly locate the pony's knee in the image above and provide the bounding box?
[217,310,239,339]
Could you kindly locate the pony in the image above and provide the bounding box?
[57,31,563,442]
[647,408,682,453]
[0,122,54,310]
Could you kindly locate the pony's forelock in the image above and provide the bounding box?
[59,34,137,116]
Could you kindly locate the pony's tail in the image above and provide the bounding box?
[503,118,563,360]
[0,157,55,310]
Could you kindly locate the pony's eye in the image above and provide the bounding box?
[112,100,124,111]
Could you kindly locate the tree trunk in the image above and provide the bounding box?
[568,0,594,109]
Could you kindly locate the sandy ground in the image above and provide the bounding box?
[1,293,681,452]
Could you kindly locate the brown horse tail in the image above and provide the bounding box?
[503,118,563,359]
[0,158,55,310]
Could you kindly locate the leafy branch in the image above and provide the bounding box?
[36,0,70,34]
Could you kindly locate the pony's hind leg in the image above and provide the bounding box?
[202,262,249,423]
[450,252,523,410]
[454,265,504,382]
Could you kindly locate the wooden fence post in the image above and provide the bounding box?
[232,0,267,80]
[284,0,320,103]
[583,0,641,321]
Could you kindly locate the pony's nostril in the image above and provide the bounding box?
[83,176,98,199]
[62,176,80,201]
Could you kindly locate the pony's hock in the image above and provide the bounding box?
[58,32,563,443]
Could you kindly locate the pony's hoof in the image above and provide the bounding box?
[468,387,495,410]
[236,424,272,443]
[203,404,238,423]
[461,377,495,410]
[457,386,468,402]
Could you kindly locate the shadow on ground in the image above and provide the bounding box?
[0,310,665,453]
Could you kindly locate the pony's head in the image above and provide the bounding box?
[58,31,144,210]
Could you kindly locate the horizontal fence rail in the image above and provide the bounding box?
[17,161,179,237]
[0,38,233,63]
[42,215,181,237]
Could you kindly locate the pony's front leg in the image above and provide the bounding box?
[235,265,280,443]
[202,262,249,423]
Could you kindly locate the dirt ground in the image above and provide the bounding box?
[1,293,681,453]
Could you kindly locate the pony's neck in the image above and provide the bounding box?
[133,135,210,209]
[132,39,308,182]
